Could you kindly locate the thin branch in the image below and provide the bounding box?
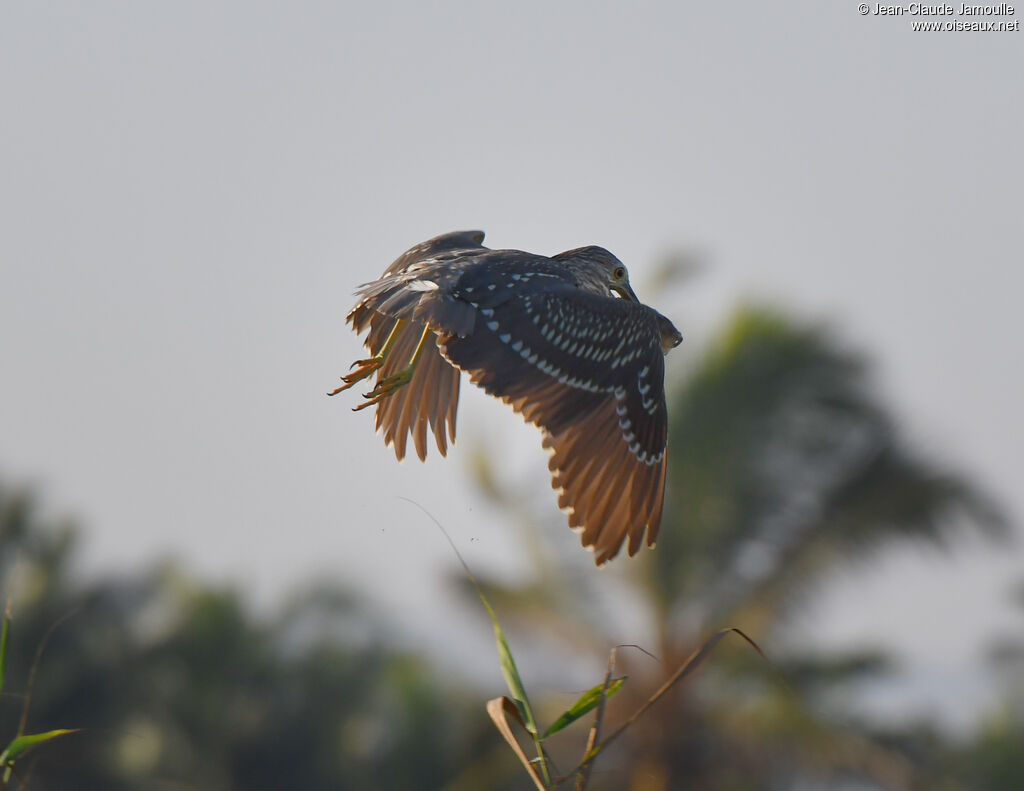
[575,646,617,791]
[567,628,762,777]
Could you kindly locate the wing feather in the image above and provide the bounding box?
[439,285,670,564]
[345,232,484,461]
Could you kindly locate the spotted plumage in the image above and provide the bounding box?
[334,230,682,565]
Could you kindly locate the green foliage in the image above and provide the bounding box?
[948,713,1024,790]
[0,730,78,768]
[0,597,78,789]
[542,678,625,739]
[476,561,760,789]
[485,594,537,737]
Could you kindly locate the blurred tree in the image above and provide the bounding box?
[466,305,1005,790]
[0,484,505,790]
[938,582,1024,790]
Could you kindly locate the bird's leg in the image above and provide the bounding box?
[328,319,407,396]
[354,325,431,411]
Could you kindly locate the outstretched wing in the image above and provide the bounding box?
[348,229,489,338]
[346,231,488,461]
[438,278,670,565]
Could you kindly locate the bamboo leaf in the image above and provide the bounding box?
[0,729,79,766]
[486,697,547,791]
[481,594,537,734]
[543,677,626,739]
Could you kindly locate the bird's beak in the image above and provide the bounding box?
[611,282,640,302]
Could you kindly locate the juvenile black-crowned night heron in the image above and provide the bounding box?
[331,231,682,565]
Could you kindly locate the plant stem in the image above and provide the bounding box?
[575,647,617,791]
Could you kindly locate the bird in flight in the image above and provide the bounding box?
[331,231,682,565]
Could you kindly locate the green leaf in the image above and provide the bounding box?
[0,600,10,696]
[0,729,79,766]
[543,677,626,738]
[479,592,538,735]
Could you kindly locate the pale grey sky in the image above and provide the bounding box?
[1,2,1021,731]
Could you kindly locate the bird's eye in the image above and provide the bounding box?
[613,267,625,280]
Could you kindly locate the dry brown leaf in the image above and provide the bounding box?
[486,696,547,791]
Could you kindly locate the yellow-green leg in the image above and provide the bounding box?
[328,319,407,396]
[353,324,432,411]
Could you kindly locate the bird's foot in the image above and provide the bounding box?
[327,356,384,396]
[353,368,413,411]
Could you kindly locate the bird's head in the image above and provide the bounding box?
[553,246,640,301]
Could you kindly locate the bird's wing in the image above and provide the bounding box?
[359,312,459,462]
[345,231,487,462]
[347,243,580,463]
[438,282,669,564]
[349,230,489,337]
[382,230,487,276]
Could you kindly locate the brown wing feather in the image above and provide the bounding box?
[357,314,460,462]
[347,233,618,464]
[342,231,488,461]
[438,286,671,565]
[542,401,667,564]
